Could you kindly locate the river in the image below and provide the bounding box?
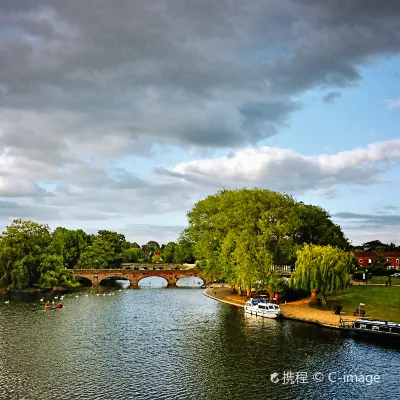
[0,283,399,400]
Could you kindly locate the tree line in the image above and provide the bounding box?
[4,188,387,296]
[350,240,400,252]
[0,219,194,289]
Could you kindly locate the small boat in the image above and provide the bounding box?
[340,317,400,345]
[244,297,281,319]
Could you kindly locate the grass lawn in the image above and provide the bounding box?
[367,276,400,285]
[312,286,400,323]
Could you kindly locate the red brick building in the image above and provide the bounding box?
[354,252,400,269]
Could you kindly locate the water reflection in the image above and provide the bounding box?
[0,289,398,400]
[138,276,168,288]
[176,276,204,287]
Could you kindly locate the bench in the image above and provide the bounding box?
[333,305,343,315]
[353,309,366,317]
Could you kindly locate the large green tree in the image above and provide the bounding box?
[186,188,299,292]
[294,203,349,249]
[185,188,350,295]
[0,219,77,289]
[290,244,353,306]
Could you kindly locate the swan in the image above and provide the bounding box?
[4,300,9,304]
[96,293,100,296]
[54,296,58,300]
[40,297,44,302]
[75,295,78,298]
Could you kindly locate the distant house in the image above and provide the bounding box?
[354,251,400,269]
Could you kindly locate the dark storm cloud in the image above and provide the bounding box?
[1,0,399,151]
[1,0,400,226]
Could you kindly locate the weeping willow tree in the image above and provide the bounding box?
[290,244,353,306]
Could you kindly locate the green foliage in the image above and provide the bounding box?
[185,188,349,289]
[151,255,162,263]
[294,203,349,249]
[265,272,287,295]
[173,235,195,264]
[121,247,143,263]
[0,219,77,289]
[97,230,126,267]
[78,238,116,269]
[52,227,89,269]
[290,244,353,304]
[162,242,176,263]
[351,240,400,252]
[145,241,160,251]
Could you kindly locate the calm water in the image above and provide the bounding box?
[0,284,399,400]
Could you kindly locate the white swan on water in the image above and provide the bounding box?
[5,300,9,304]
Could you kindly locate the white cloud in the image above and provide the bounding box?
[159,139,400,194]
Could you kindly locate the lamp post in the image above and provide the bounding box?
[365,269,368,285]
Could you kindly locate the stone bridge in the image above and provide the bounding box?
[71,268,207,287]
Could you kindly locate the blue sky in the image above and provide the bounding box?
[0,1,399,245]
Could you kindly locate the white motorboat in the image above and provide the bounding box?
[244,297,281,319]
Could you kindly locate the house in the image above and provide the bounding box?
[354,251,400,269]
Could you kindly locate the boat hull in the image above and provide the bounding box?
[339,327,400,346]
[244,307,281,319]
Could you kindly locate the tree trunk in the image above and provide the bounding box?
[321,293,327,307]
[238,286,242,296]
[269,291,274,300]
[310,288,318,301]
[246,286,251,297]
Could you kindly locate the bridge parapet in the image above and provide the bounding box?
[121,263,193,271]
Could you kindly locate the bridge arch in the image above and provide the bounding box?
[138,276,169,288]
[176,276,204,287]
[75,276,93,286]
[99,276,131,288]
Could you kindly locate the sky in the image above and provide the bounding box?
[0,0,400,246]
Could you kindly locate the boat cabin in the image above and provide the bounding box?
[353,318,400,334]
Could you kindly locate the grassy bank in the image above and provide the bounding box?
[367,276,400,285]
[315,286,400,323]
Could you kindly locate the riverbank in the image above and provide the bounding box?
[323,285,400,323]
[204,286,359,329]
